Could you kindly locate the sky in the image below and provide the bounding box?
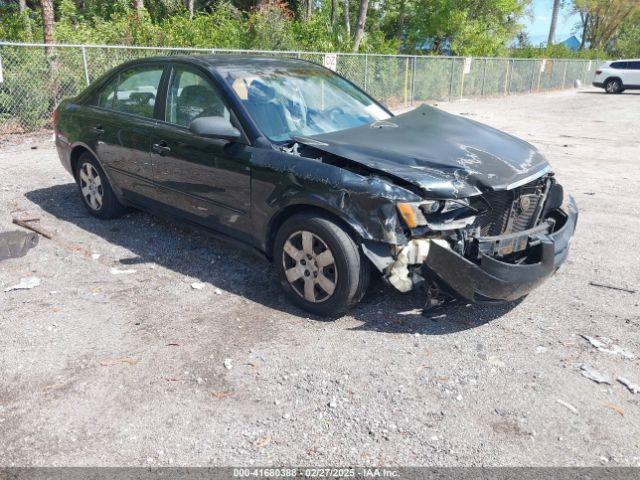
[522,0,581,46]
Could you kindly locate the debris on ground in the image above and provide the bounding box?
[617,377,640,394]
[214,288,223,295]
[191,282,206,290]
[579,364,611,384]
[603,403,625,416]
[91,253,101,260]
[254,434,272,448]
[211,390,234,399]
[588,281,636,294]
[0,231,39,261]
[329,396,337,408]
[12,217,53,240]
[4,276,41,292]
[579,334,635,359]
[109,268,137,275]
[99,357,138,366]
[223,359,233,370]
[556,399,578,414]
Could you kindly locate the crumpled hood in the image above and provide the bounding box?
[295,105,550,198]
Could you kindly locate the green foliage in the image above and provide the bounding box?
[509,43,606,59]
[614,11,640,58]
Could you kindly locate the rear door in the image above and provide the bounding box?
[90,64,166,205]
[150,63,252,240]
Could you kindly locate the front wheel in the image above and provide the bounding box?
[274,213,370,317]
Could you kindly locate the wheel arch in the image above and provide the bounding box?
[264,204,366,261]
[605,76,623,86]
[69,143,98,179]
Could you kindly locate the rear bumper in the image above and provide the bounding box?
[423,197,578,303]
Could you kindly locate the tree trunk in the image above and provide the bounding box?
[352,0,369,52]
[330,0,336,25]
[547,0,560,46]
[19,0,28,12]
[134,0,145,16]
[40,0,55,55]
[579,12,589,49]
[184,0,194,18]
[396,0,405,42]
[343,0,350,37]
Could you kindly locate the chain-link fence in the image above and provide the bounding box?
[0,41,599,137]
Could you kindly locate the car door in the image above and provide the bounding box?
[626,61,640,86]
[150,64,253,240]
[90,64,166,205]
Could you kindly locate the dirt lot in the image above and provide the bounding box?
[1,88,639,467]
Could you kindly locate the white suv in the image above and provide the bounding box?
[593,59,640,93]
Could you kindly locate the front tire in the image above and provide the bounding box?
[605,78,622,94]
[75,153,127,219]
[274,213,370,317]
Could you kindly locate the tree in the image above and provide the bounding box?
[40,0,55,53]
[352,0,369,51]
[547,0,561,45]
[344,0,350,36]
[573,0,640,50]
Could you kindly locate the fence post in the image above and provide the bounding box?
[562,61,568,88]
[448,57,455,102]
[481,58,488,96]
[410,56,416,106]
[507,59,514,95]
[364,54,368,91]
[529,60,536,92]
[81,46,90,86]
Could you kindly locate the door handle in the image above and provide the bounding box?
[90,125,104,135]
[152,141,171,155]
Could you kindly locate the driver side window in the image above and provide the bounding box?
[166,67,230,127]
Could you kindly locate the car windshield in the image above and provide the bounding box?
[218,63,391,142]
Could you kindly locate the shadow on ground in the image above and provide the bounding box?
[26,183,520,335]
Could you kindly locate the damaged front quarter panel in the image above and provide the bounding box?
[249,145,424,254]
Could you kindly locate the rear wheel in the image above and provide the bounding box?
[274,213,370,316]
[605,78,622,94]
[75,153,127,219]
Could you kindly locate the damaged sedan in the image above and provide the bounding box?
[54,56,578,315]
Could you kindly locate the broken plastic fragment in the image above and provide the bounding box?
[579,364,611,384]
[617,377,640,394]
[4,276,41,292]
[109,268,137,275]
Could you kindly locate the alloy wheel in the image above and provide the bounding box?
[282,230,337,303]
[79,162,104,211]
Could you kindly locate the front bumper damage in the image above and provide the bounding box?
[363,197,578,304]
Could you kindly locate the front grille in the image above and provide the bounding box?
[473,177,547,236]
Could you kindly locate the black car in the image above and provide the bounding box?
[54,55,578,315]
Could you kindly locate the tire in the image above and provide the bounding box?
[605,78,623,94]
[75,152,127,219]
[273,213,370,316]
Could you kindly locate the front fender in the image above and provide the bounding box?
[250,149,421,252]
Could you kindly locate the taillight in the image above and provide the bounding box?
[53,108,59,133]
[595,70,602,75]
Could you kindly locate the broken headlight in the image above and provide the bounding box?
[397,199,476,230]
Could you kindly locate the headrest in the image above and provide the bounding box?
[178,85,217,106]
[247,81,276,104]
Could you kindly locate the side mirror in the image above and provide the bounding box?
[189,116,241,141]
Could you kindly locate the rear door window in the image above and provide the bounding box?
[627,61,640,70]
[610,61,628,69]
[111,66,164,118]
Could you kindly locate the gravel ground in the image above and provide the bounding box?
[1,87,639,467]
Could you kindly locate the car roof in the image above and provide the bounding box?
[120,54,323,71]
